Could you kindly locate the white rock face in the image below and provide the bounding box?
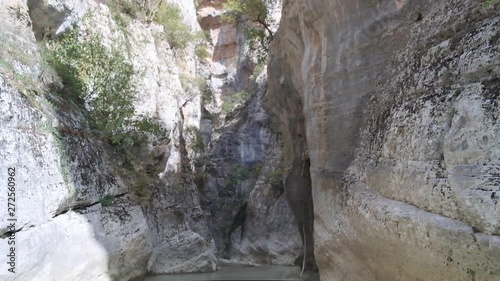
[169,0,201,30]
[82,200,153,280]
[0,78,68,232]
[0,75,152,281]
[0,211,111,281]
[148,232,217,274]
[27,0,91,40]
[127,22,180,132]
[77,1,220,275]
[0,77,152,281]
[0,0,190,279]
[0,202,151,281]
[0,0,299,279]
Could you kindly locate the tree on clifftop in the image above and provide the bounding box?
[223,0,275,64]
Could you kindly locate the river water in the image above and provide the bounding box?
[145,265,319,281]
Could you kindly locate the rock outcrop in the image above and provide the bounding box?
[195,0,302,265]
[266,0,500,280]
[0,0,216,279]
[199,71,302,265]
[0,1,151,280]
[0,0,301,279]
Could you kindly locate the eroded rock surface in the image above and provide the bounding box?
[266,0,500,280]
[195,0,301,265]
[1,0,301,279]
[0,0,213,279]
[200,72,301,265]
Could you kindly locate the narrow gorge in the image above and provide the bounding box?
[0,0,499,281]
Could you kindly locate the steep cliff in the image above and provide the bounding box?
[0,0,216,279]
[0,2,154,280]
[195,0,302,265]
[0,0,302,279]
[266,0,500,280]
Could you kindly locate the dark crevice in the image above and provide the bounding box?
[53,192,128,218]
[415,12,423,22]
[0,225,25,239]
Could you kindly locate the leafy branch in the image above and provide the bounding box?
[223,0,274,60]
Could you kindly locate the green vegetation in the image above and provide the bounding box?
[193,171,209,187]
[104,0,138,28]
[249,60,266,80]
[114,158,162,208]
[152,2,210,53]
[167,169,209,194]
[99,195,114,207]
[130,176,155,207]
[134,117,167,136]
[222,90,248,114]
[223,0,273,64]
[105,0,139,18]
[179,75,214,105]
[202,88,214,105]
[199,79,214,104]
[154,1,195,50]
[35,121,72,189]
[185,126,205,152]
[225,164,251,187]
[114,117,168,146]
[483,0,499,9]
[265,168,282,189]
[195,44,210,60]
[104,1,210,54]
[46,26,137,141]
[45,22,166,146]
[252,162,263,177]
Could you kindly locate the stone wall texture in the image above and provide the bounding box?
[265,0,500,280]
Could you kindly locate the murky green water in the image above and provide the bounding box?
[145,265,319,281]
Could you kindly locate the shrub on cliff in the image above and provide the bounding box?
[222,90,248,114]
[195,44,210,60]
[223,0,274,64]
[105,1,207,54]
[45,24,166,145]
[483,0,499,9]
[46,27,136,139]
[154,1,195,50]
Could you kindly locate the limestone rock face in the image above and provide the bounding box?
[194,0,302,265]
[0,78,152,281]
[0,198,150,281]
[146,167,217,273]
[197,0,238,64]
[0,0,212,279]
[200,72,302,265]
[0,0,301,279]
[266,0,500,280]
[225,120,302,265]
[148,231,217,274]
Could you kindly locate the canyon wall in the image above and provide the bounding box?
[0,0,300,280]
[266,0,500,280]
[196,0,301,265]
[0,0,215,279]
